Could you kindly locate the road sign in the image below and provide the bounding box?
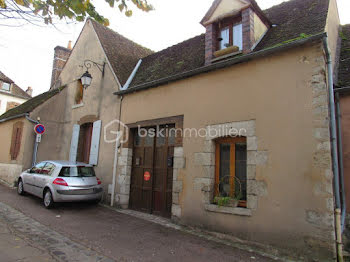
[144,171,151,181]
[34,124,45,135]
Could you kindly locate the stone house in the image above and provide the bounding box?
[0,71,32,115]
[0,0,348,260]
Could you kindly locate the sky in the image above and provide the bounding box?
[0,0,349,97]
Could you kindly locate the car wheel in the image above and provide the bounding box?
[17,179,25,196]
[43,189,54,209]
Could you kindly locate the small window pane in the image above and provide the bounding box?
[59,166,96,177]
[145,128,155,146]
[168,127,176,145]
[2,82,10,91]
[31,162,46,173]
[220,27,230,50]
[41,163,56,175]
[219,144,231,196]
[235,142,247,200]
[233,24,243,50]
[134,131,141,146]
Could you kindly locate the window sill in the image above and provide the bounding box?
[72,103,84,109]
[204,204,252,216]
[211,50,242,63]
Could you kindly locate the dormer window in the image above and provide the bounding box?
[201,0,271,65]
[1,82,11,92]
[219,23,242,51]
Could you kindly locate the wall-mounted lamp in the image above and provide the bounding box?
[80,59,106,89]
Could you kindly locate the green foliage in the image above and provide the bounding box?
[214,197,232,207]
[1,0,154,26]
[340,31,348,41]
[270,33,312,49]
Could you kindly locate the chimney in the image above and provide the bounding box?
[50,46,71,90]
[26,86,33,97]
[67,40,72,50]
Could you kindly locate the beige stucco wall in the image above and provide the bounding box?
[325,0,340,71]
[118,43,335,260]
[0,117,33,185]
[207,0,247,24]
[253,13,267,43]
[33,19,121,201]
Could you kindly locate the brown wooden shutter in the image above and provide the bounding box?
[10,121,24,160]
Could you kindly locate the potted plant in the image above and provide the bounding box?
[213,176,242,207]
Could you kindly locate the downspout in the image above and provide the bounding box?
[322,36,343,262]
[111,59,140,206]
[111,95,123,207]
[335,91,347,232]
[25,114,40,167]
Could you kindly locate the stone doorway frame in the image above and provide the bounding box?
[115,115,185,220]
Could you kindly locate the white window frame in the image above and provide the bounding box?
[2,82,11,92]
[233,23,243,50]
[220,27,230,50]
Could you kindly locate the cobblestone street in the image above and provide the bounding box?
[0,184,279,262]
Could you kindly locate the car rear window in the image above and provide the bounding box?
[59,166,96,177]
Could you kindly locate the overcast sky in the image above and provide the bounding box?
[0,0,349,96]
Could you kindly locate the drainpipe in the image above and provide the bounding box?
[111,95,123,207]
[25,114,40,167]
[335,91,347,232]
[322,36,343,262]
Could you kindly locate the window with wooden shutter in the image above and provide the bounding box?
[10,121,24,160]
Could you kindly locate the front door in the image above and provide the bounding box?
[130,125,175,217]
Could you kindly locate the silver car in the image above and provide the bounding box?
[17,161,103,208]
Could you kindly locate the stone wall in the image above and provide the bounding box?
[172,147,186,220]
[194,120,268,217]
[304,47,336,255]
[0,163,23,186]
[115,148,132,209]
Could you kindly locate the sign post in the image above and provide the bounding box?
[32,124,45,166]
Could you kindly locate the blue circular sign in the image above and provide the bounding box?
[34,124,45,135]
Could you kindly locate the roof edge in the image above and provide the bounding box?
[115,32,326,96]
[0,113,27,123]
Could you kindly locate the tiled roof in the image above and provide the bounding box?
[90,19,154,86]
[0,70,31,99]
[339,25,350,87]
[130,34,205,87]
[126,0,330,90]
[255,0,330,50]
[0,87,64,120]
[0,71,14,83]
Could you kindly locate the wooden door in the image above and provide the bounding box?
[130,125,175,217]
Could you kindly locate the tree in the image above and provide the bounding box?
[0,0,153,26]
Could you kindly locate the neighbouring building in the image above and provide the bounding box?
[335,24,350,250]
[0,71,32,115]
[0,0,349,260]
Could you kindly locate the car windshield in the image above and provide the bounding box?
[59,166,96,177]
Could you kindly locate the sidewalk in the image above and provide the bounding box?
[0,202,113,262]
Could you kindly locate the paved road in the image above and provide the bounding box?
[0,184,277,262]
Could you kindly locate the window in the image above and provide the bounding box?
[233,24,243,50]
[40,163,56,175]
[75,80,84,105]
[10,121,23,160]
[6,102,20,111]
[59,166,96,177]
[219,27,230,50]
[218,23,243,51]
[2,82,11,91]
[215,137,247,207]
[30,162,47,173]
